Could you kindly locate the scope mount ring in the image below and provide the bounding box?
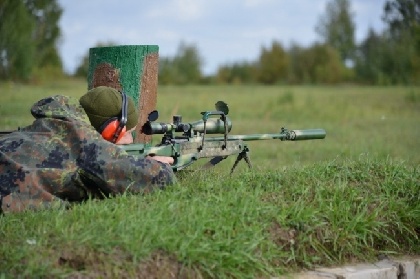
[199,110,228,151]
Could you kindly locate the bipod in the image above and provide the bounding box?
[230,147,252,174]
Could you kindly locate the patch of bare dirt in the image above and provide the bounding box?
[56,247,200,279]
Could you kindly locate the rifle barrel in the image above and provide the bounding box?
[289,129,326,140]
[204,129,326,142]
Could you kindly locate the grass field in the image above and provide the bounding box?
[1,80,420,168]
[0,79,419,278]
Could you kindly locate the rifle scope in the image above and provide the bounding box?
[143,117,232,135]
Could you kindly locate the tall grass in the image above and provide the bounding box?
[1,158,418,278]
[0,80,419,278]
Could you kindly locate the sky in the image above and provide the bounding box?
[57,0,388,75]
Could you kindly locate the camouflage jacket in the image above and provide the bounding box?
[0,95,176,214]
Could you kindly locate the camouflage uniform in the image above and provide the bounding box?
[0,95,175,214]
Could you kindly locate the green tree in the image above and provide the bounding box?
[383,0,420,83]
[315,0,356,64]
[288,43,344,84]
[257,41,288,84]
[158,57,178,85]
[355,27,415,85]
[26,0,63,69]
[172,42,202,84]
[354,29,386,84]
[0,0,63,81]
[0,1,35,80]
[215,61,257,84]
[383,0,420,36]
[159,42,203,85]
[287,43,308,84]
[74,41,117,78]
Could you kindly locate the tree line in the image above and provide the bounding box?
[1,0,419,85]
[0,0,62,82]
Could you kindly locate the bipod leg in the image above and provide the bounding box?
[202,156,228,169]
[230,148,252,175]
[243,151,252,169]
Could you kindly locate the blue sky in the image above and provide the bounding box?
[57,0,387,75]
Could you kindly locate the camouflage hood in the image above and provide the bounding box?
[30,95,91,125]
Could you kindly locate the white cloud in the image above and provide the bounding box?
[241,27,280,40]
[244,0,275,8]
[146,0,206,21]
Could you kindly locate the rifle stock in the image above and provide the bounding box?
[122,138,248,171]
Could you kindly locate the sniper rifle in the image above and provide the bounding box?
[122,101,326,173]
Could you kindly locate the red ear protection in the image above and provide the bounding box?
[99,117,127,143]
[98,92,128,143]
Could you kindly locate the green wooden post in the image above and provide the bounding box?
[87,45,159,144]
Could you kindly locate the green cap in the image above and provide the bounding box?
[79,86,138,131]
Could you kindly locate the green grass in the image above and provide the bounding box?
[154,84,420,169]
[0,80,419,278]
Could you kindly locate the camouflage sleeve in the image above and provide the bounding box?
[76,140,176,196]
